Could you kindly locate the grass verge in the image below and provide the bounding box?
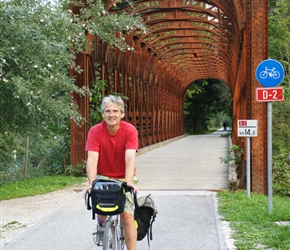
[217,190,290,249]
[0,175,86,201]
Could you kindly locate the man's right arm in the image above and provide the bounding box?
[85,151,99,192]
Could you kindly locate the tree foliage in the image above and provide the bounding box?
[70,0,146,52]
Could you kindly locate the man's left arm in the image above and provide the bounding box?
[125,149,137,189]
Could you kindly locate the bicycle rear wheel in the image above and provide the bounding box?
[103,220,116,250]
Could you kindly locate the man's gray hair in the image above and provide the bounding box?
[101,95,125,115]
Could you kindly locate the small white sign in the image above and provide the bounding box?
[238,120,258,137]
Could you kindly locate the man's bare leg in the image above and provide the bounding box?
[121,212,137,250]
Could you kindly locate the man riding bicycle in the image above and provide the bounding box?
[84,95,138,250]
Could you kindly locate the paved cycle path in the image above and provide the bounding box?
[2,132,234,250]
[136,133,230,191]
[135,133,232,249]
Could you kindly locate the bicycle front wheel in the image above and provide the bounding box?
[103,220,116,250]
[118,225,125,250]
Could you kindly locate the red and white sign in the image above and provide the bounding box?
[238,120,258,137]
[256,87,284,102]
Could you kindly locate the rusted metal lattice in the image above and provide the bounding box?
[70,0,268,194]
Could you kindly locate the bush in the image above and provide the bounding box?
[273,148,290,197]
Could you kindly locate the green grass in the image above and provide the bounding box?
[218,190,290,250]
[0,175,86,201]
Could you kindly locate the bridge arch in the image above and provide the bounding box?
[70,0,268,194]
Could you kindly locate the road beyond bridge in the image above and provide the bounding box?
[2,131,235,250]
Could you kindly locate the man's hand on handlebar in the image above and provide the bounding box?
[125,182,138,195]
[83,184,92,199]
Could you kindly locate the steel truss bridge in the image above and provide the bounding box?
[70,0,269,194]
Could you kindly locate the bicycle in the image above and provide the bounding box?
[86,180,136,250]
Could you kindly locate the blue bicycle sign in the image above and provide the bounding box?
[256,59,284,87]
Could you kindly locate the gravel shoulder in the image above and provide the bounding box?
[0,184,85,248]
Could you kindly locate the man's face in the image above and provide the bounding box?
[102,102,124,127]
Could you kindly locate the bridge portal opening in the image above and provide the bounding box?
[184,79,232,134]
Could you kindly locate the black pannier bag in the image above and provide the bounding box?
[88,179,126,219]
[134,194,158,248]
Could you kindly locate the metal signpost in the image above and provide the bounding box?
[238,120,258,198]
[255,59,285,214]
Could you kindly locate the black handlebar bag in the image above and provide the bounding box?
[90,179,126,218]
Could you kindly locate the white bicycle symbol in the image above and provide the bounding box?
[259,67,280,79]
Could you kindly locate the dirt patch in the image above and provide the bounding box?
[0,184,85,248]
